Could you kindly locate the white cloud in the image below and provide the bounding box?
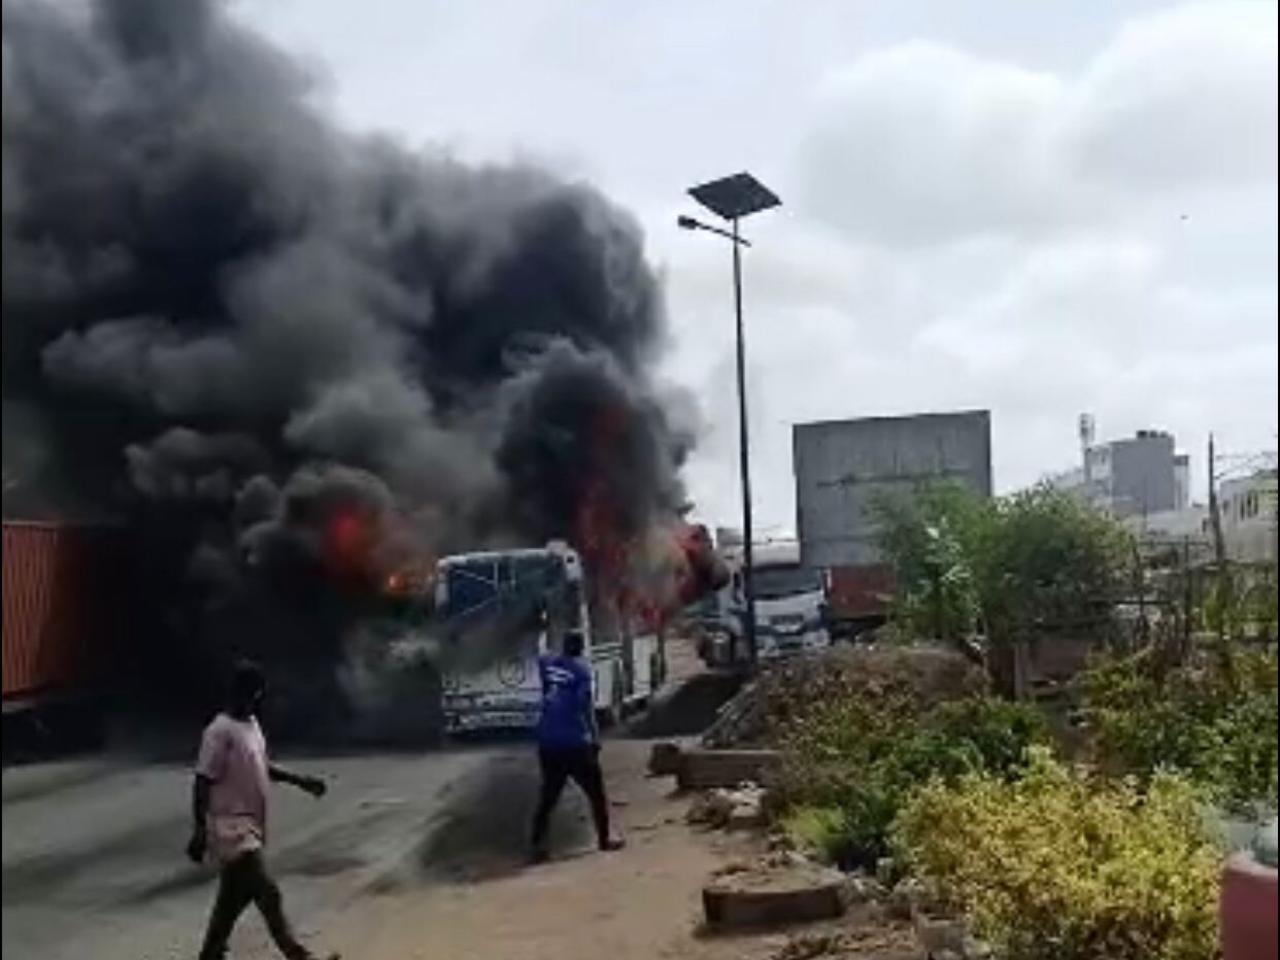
[669,3,1277,531]
[796,1,1278,247]
[798,43,1075,246]
[1063,2,1279,186]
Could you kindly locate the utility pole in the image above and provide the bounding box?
[730,216,758,669]
[1207,433,1236,679]
[679,172,779,670]
[1182,535,1193,660]
[1208,434,1227,573]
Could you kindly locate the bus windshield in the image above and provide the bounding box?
[437,551,583,636]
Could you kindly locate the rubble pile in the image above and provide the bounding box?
[701,645,987,748]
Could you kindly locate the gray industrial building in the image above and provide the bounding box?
[793,410,994,569]
[1047,417,1188,518]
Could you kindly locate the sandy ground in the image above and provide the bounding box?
[325,739,795,960]
[319,635,788,960]
[320,638,920,960]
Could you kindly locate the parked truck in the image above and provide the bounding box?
[2,521,124,757]
[699,539,831,665]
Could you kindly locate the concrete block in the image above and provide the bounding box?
[675,748,782,790]
[703,868,847,930]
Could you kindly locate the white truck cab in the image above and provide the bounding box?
[717,539,831,662]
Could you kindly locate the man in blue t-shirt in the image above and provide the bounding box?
[529,630,625,863]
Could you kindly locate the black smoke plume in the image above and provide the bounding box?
[2,0,694,737]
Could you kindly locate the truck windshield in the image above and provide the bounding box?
[753,565,823,600]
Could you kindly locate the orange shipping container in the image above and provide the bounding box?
[826,564,896,622]
[3,521,121,703]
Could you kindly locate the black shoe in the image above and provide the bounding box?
[599,837,626,853]
[529,848,551,865]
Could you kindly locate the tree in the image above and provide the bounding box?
[872,483,1132,697]
[870,483,988,648]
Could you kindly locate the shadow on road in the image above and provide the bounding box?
[3,814,188,906]
[410,750,593,886]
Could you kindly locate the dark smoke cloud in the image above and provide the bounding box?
[2,0,696,735]
[125,427,268,499]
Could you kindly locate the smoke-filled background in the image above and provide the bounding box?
[2,0,708,738]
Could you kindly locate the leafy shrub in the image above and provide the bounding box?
[913,697,1051,778]
[1082,647,1278,812]
[780,806,850,862]
[893,748,1221,960]
[773,696,1049,867]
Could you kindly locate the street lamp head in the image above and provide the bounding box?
[688,172,780,221]
[675,214,752,247]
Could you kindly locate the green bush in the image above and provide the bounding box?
[780,806,851,862]
[893,748,1221,960]
[774,696,1050,867]
[1082,647,1278,812]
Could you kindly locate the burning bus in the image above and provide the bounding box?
[431,541,659,734]
[416,522,726,736]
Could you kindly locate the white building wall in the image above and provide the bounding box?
[1220,471,1278,563]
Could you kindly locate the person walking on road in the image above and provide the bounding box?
[529,630,625,864]
[187,660,339,960]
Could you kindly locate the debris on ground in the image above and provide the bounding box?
[768,916,921,960]
[687,789,736,828]
[648,740,685,776]
[686,782,767,830]
[701,645,987,749]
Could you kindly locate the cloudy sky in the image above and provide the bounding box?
[238,0,1277,536]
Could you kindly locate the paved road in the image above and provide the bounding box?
[2,744,565,960]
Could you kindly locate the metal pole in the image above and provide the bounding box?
[731,217,757,668]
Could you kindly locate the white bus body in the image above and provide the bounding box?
[433,542,658,734]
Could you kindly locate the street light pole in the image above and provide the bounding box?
[730,216,758,667]
[679,172,780,670]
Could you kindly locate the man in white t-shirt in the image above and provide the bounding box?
[187,661,338,960]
